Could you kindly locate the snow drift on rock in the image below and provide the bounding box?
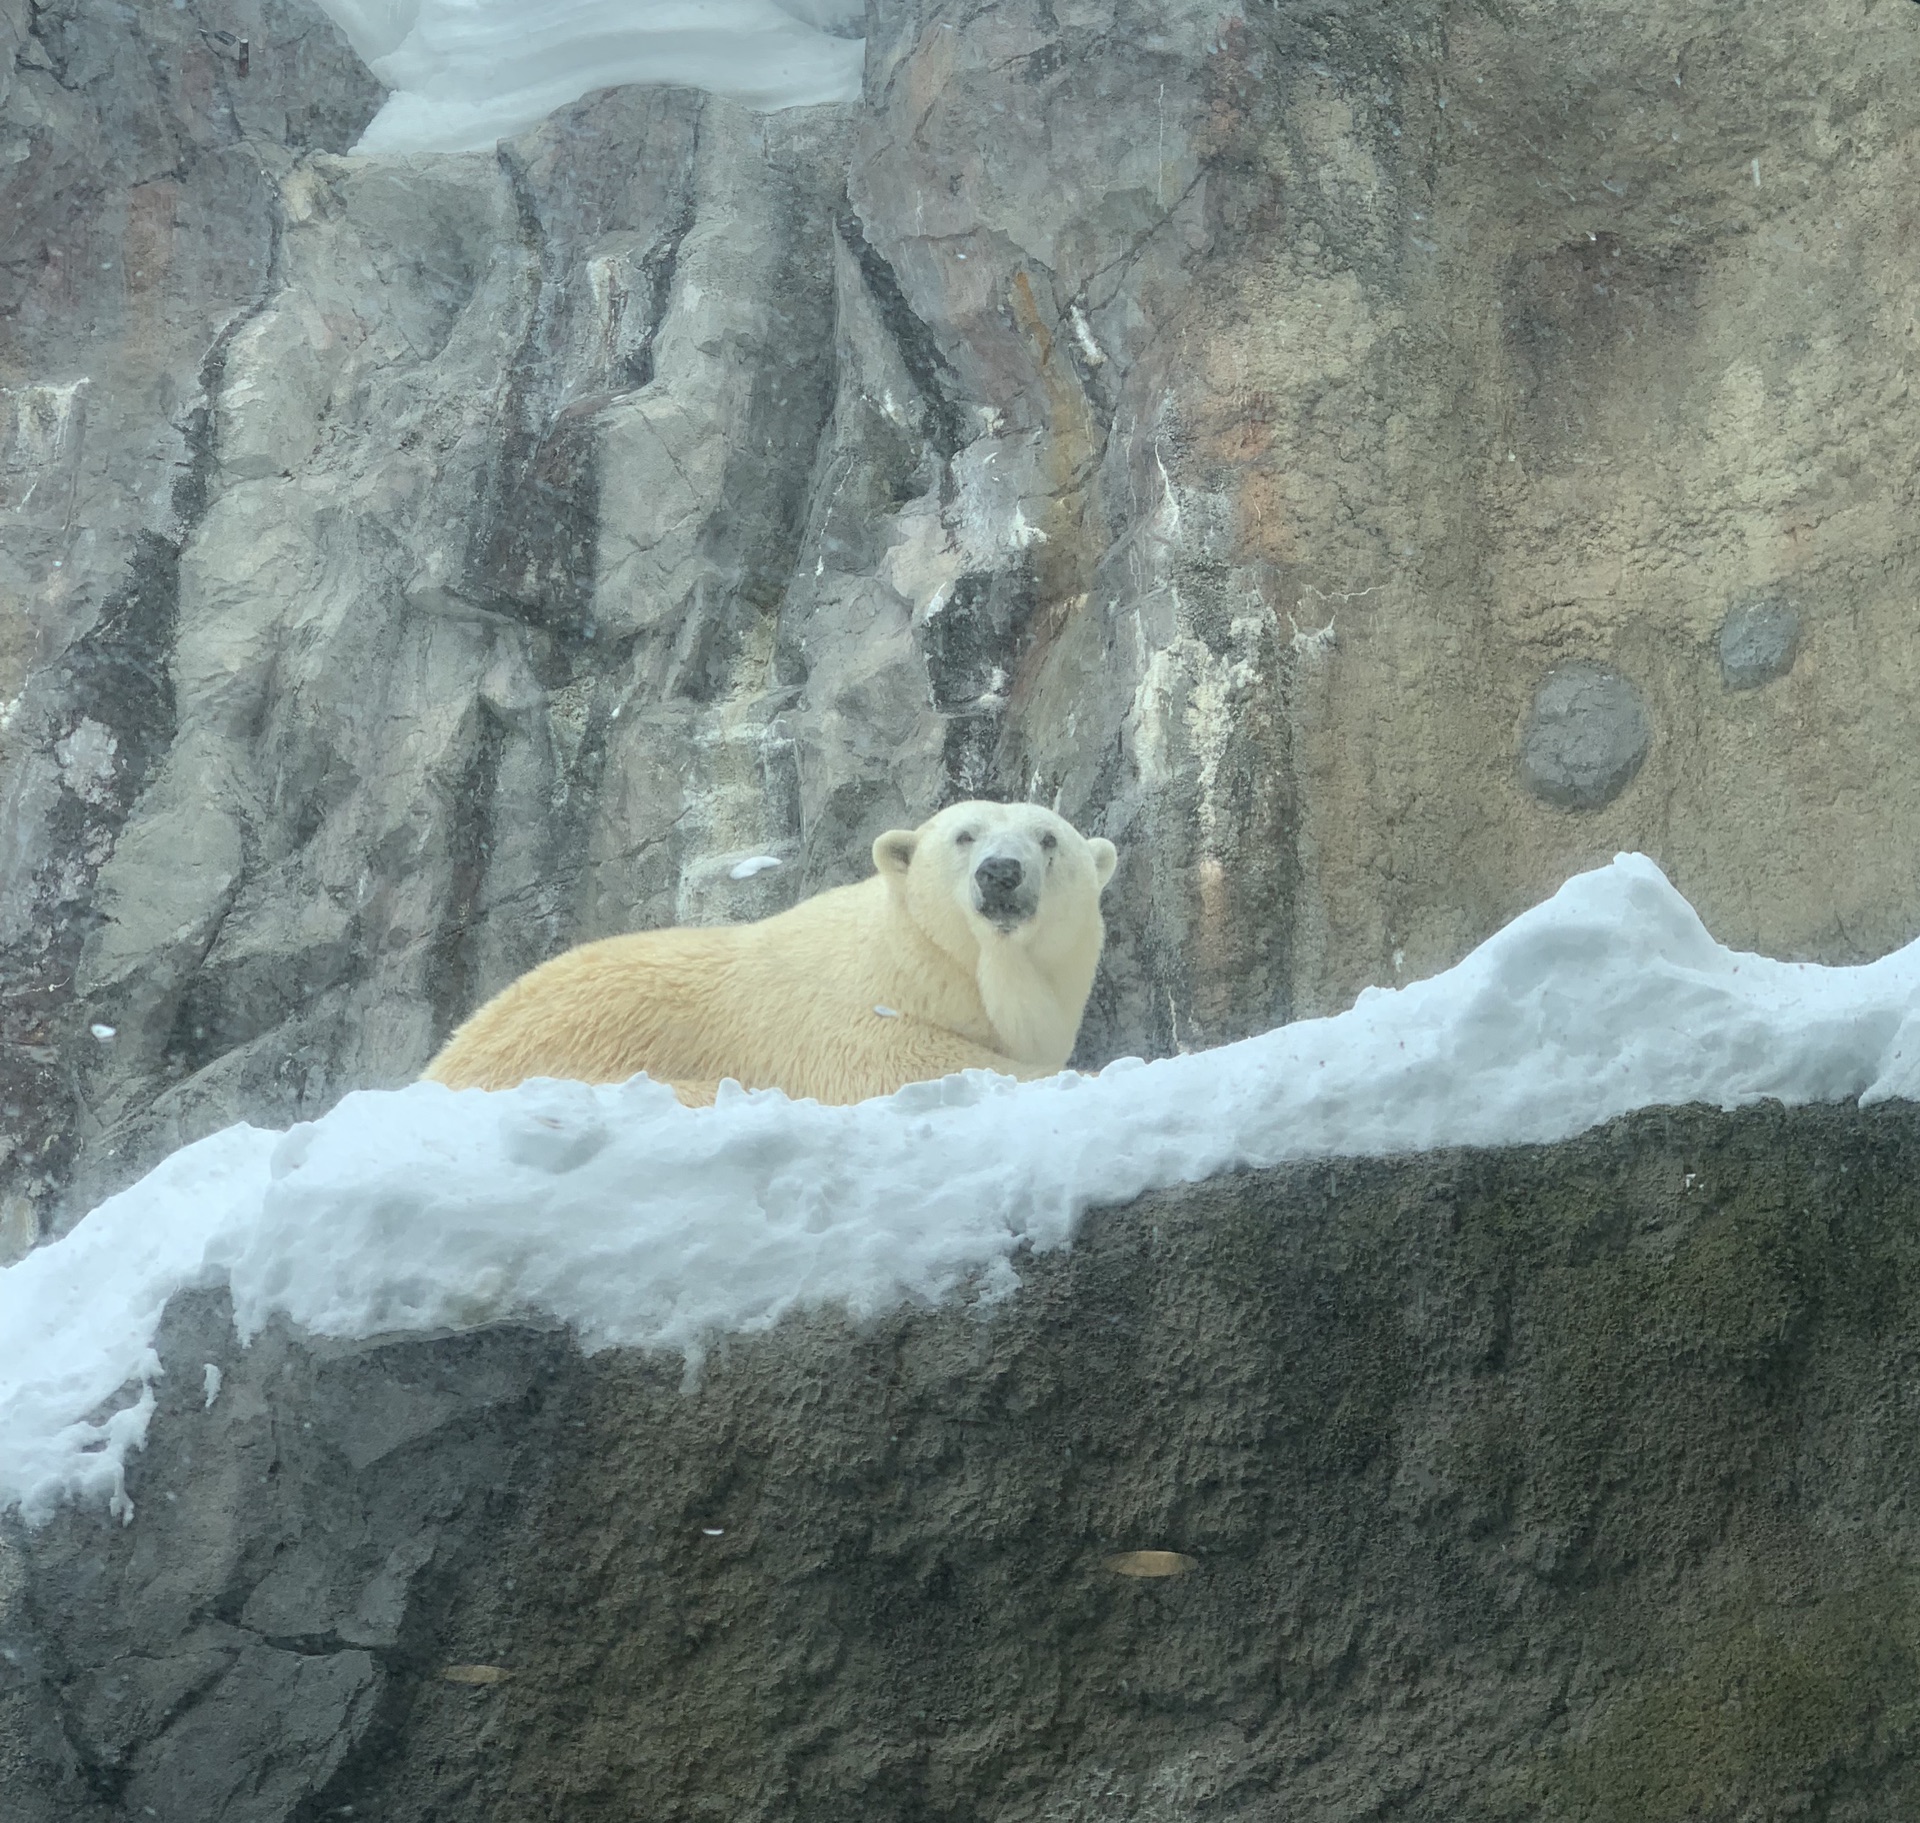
[7,853,1920,1526]
[314,0,865,155]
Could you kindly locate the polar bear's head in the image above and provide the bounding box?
[873,801,1119,1067]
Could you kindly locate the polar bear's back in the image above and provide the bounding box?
[421,876,1024,1102]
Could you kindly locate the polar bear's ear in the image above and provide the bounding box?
[1088,837,1118,891]
[873,829,919,876]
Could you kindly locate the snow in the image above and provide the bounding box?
[8,852,1920,1527]
[313,0,866,156]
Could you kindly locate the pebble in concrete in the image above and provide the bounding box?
[1718,596,1801,690]
[1520,663,1651,811]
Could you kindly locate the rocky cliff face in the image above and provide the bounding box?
[0,0,384,1245]
[4,0,1919,1242]
[8,1102,1920,1821]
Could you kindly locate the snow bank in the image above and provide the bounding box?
[8,853,1920,1526]
[314,0,866,156]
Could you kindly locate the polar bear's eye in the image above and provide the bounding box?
[955,831,974,847]
[1040,832,1058,853]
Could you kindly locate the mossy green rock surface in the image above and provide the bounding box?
[8,1101,1920,1819]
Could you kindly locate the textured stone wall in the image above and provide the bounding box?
[8,1102,1920,1820]
[0,0,384,1246]
[4,0,1918,1242]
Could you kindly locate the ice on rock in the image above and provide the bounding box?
[8,853,1920,1526]
[313,0,866,156]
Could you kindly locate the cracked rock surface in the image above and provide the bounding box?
[4,0,1920,1238]
[9,1102,1920,1819]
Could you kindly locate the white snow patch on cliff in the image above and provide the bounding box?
[315,0,865,155]
[8,853,1920,1525]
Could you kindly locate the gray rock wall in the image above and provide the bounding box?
[8,1101,1920,1820]
[0,0,383,1245]
[5,0,1920,1244]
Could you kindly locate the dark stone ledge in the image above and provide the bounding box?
[7,1098,1920,1821]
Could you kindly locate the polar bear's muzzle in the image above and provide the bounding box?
[972,852,1039,931]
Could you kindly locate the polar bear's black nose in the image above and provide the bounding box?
[975,855,1025,908]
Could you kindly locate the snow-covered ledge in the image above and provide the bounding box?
[9,853,1920,1529]
[8,1095,1919,1819]
[313,0,866,154]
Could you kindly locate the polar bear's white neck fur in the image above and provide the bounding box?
[969,905,1103,1068]
[871,881,1096,1070]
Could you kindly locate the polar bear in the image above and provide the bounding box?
[422,801,1119,1105]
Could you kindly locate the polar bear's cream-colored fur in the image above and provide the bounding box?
[422,802,1119,1104]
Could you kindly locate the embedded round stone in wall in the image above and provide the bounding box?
[1519,664,1651,811]
[1717,596,1801,689]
